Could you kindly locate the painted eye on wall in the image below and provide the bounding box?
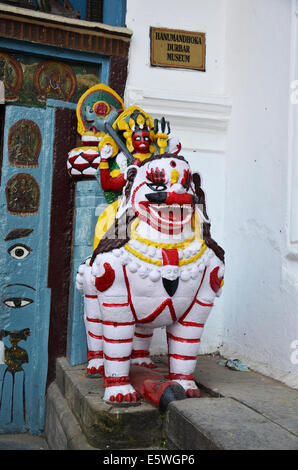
[8,244,31,260]
[3,297,33,308]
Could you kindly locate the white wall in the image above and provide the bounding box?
[125,0,298,388]
[125,0,230,354]
[125,0,226,97]
[223,0,298,388]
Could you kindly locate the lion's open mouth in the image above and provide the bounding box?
[139,202,194,227]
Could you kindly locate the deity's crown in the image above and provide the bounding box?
[128,109,151,133]
[114,106,156,154]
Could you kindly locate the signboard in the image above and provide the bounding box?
[150,27,206,71]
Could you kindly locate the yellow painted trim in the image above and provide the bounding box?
[99,161,109,169]
[93,199,121,251]
[192,213,204,243]
[179,244,207,265]
[130,218,195,250]
[93,100,110,117]
[110,169,121,177]
[133,152,152,162]
[98,135,119,157]
[124,240,207,266]
[171,169,180,184]
[83,131,105,137]
[76,83,124,136]
[124,244,162,266]
[112,106,154,131]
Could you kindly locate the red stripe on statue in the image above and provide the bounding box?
[86,317,102,323]
[87,350,103,360]
[179,268,207,325]
[196,299,214,307]
[103,336,133,344]
[104,376,130,387]
[88,331,103,340]
[123,265,178,323]
[210,266,224,293]
[85,294,98,299]
[167,333,200,343]
[95,262,115,292]
[179,320,204,328]
[103,320,135,326]
[169,353,197,361]
[104,354,131,362]
[123,266,138,321]
[134,332,153,339]
[168,373,194,381]
[102,302,130,307]
[162,248,179,266]
[131,350,150,358]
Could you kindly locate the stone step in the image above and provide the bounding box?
[165,355,298,450]
[45,355,298,450]
[45,381,97,450]
[166,397,298,450]
[46,357,166,450]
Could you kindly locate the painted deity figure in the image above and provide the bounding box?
[69,84,224,405]
[67,84,180,200]
[67,84,125,180]
[97,107,180,196]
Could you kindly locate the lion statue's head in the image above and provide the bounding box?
[92,153,224,264]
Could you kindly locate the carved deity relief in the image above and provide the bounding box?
[0,328,30,423]
[0,52,23,102]
[5,173,40,216]
[8,119,42,168]
[34,61,76,103]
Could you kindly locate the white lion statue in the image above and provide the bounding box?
[76,153,225,405]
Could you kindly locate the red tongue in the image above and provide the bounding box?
[162,249,179,266]
[161,249,179,297]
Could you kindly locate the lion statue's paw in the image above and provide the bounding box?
[103,384,140,404]
[86,359,104,377]
[173,379,201,398]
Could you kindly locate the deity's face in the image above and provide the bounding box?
[132,130,151,154]
[130,156,197,235]
[84,105,107,133]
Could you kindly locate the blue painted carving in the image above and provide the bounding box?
[67,179,107,365]
[0,105,53,434]
[0,0,120,427]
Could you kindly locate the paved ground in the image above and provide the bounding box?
[165,354,298,450]
[1,354,298,450]
[0,433,49,450]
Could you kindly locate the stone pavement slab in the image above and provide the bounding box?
[0,433,48,450]
[166,397,298,450]
[53,357,163,449]
[194,355,298,437]
[46,381,96,450]
[44,354,298,450]
[164,354,298,450]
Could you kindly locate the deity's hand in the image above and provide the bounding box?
[116,152,128,173]
[154,117,171,136]
[100,143,114,160]
[154,117,171,154]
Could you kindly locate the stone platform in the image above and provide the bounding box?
[45,355,298,450]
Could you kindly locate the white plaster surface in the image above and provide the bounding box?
[125,0,298,387]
